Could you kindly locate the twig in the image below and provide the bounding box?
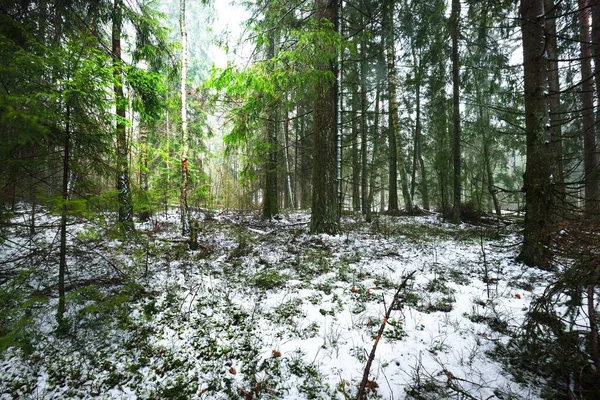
[357,270,415,400]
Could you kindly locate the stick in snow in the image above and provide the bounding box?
[357,270,415,400]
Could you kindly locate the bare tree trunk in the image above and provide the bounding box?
[352,81,360,211]
[299,104,311,209]
[412,47,429,211]
[593,0,600,139]
[517,0,554,269]
[57,103,70,327]
[283,104,294,209]
[360,41,369,214]
[310,0,340,234]
[263,12,278,218]
[384,0,412,213]
[179,0,190,234]
[544,0,566,207]
[113,0,134,236]
[578,0,599,217]
[366,80,382,223]
[451,0,462,223]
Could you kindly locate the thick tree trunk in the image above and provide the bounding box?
[310,0,340,234]
[383,0,398,212]
[517,0,554,269]
[180,0,190,234]
[113,0,134,236]
[578,0,599,217]
[450,0,462,223]
[593,0,600,139]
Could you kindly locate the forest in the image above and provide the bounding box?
[0,0,599,398]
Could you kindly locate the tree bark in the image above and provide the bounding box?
[263,14,278,219]
[283,103,294,209]
[517,0,554,269]
[593,0,600,140]
[310,0,340,234]
[113,0,134,236]
[384,0,412,213]
[578,0,599,217]
[450,0,462,223]
[352,80,361,211]
[360,41,369,214]
[366,79,382,224]
[180,0,190,235]
[544,0,566,207]
[57,103,70,327]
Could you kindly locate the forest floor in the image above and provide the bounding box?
[0,206,551,399]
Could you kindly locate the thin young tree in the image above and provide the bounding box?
[180,0,191,235]
[113,0,135,236]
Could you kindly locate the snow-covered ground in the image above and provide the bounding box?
[0,206,550,399]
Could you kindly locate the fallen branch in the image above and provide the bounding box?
[357,270,415,400]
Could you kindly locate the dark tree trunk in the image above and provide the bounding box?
[299,104,311,209]
[450,0,462,223]
[352,81,361,211]
[310,0,340,234]
[383,0,398,212]
[517,0,554,269]
[113,0,134,236]
[578,0,599,217]
[263,21,278,219]
[366,79,382,224]
[384,0,412,213]
[593,0,600,139]
[57,104,70,327]
[544,0,566,206]
[413,56,429,211]
[360,42,369,215]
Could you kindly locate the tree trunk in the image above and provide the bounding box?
[179,0,190,235]
[578,0,599,217]
[263,14,278,219]
[593,0,600,139]
[299,104,311,209]
[412,47,429,210]
[384,0,412,213]
[113,0,134,236]
[352,81,360,211]
[283,104,294,209]
[57,103,70,327]
[360,41,369,215]
[544,0,566,206]
[517,0,554,269]
[366,79,382,224]
[383,0,398,212]
[450,0,462,223]
[310,0,340,234]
